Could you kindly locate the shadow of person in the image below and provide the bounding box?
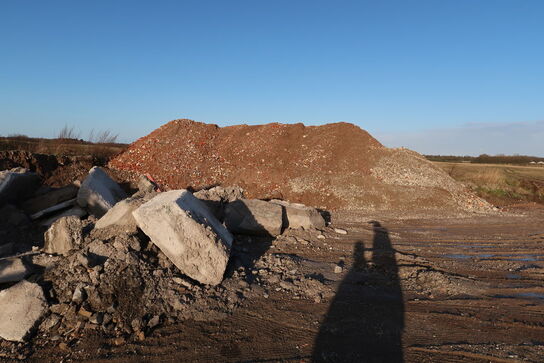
[312,221,404,362]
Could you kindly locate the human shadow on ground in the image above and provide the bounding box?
[312,221,404,362]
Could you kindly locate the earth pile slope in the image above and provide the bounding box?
[109,119,491,212]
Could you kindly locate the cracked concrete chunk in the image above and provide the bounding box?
[133,190,233,285]
[270,199,325,230]
[77,167,126,218]
[95,193,154,230]
[0,168,41,205]
[224,199,283,236]
[44,216,84,255]
[0,258,30,284]
[0,280,48,342]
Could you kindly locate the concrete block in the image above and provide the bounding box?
[270,200,325,230]
[133,190,233,285]
[95,193,154,230]
[0,258,30,284]
[0,280,48,341]
[224,199,283,236]
[0,168,41,205]
[39,206,86,227]
[44,216,84,255]
[21,184,78,215]
[77,167,126,218]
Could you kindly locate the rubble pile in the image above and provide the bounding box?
[0,163,331,359]
[109,119,494,212]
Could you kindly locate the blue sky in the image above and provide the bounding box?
[1,0,543,155]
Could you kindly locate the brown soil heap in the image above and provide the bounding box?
[109,119,491,212]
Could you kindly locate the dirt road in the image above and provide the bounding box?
[25,207,544,362]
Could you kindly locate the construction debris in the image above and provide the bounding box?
[270,199,325,230]
[224,199,283,236]
[0,258,30,284]
[133,190,233,285]
[76,167,126,217]
[0,168,41,205]
[0,280,48,342]
[43,216,85,255]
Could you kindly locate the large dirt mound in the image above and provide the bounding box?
[109,119,491,212]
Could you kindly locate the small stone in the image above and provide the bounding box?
[147,315,160,329]
[78,308,93,319]
[113,337,126,346]
[59,342,69,351]
[317,234,326,239]
[334,228,347,235]
[334,265,343,274]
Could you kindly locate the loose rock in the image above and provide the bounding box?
[133,190,233,285]
[224,199,283,236]
[44,216,84,255]
[0,280,48,342]
[77,167,126,218]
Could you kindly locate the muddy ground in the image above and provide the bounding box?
[12,205,543,363]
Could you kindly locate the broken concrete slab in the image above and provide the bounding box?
[77,167,126,218]
[44,216,84,255]
[0,168,41,206]
[224,199,283,236]
[133,190,233,285]
[95,193,154,230]
[0,280,48,342]
[270,200,325,230]
[0,258,30,284]
[39,206,86,227]
[194,186,245,221]
[22,184,79,215]
[30,198,76,220]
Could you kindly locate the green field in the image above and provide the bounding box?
[434,162,544,206]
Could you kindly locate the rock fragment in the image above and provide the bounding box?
[39,206,87,227]
[77,167,126,218]
[224,199,283,236]
[44,216,84,255]
[0,168,41,205]
[133,190,233,285]
[0,280,48,342]
[270,199,325,230]
[95,193,154,230]
[21,184,79,215]
[334,228,348,235]
[0,258,30,284]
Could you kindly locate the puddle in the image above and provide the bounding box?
[444,254,495,260]
[517,292,544,299]
[501,255,542,262]
[506,274,521,279]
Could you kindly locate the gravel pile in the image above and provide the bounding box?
[109,119,494,213]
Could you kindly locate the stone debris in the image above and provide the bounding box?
[137,174,157,193]
[39,206,87,227]
[224,199,283,237]
[133,190,233,285]
[270,199,325,230]
[0,280,48,342]
[77,167,127,218]
[21,184,79,215]
[30,198,76,220]
[0,168,41,205]
[44,216,85,255]
[95,192,155,231]
[334,228,348,235]
[0,258,30,284]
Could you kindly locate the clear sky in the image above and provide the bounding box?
[1,0,543,155]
